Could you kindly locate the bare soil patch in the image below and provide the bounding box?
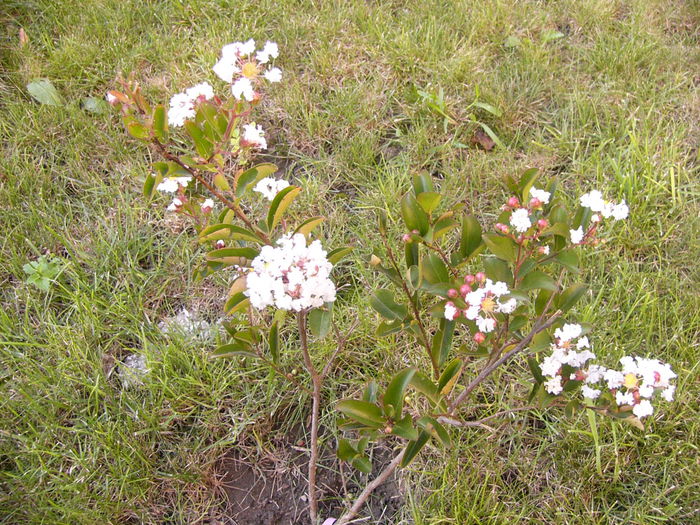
[217,439,402,525]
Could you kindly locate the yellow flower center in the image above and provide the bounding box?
[241,62,259,79]
[481,296,496,313]
[623,373,639,389]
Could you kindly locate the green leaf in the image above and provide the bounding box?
[376,320,403,337]
[212,342,256,359]
[401,431,431,467]
[555,249,579,272]
[327,246,353,265]
[199,224,261,244]
[433,216,458,239]
[152,104,168,142]
[235,163,278,197]
[473,101,502,117]
[269,321,280,364]
[460,215,483,259]
[370,289,408,321]
[483,233,516,262]
[518,168,539,202]
[81,97,109,114]
[126,119,150,140]
[418,417,451,448]
[528,357,544,382]
[27,79,63,106]
[409,372,439,404]
[351,456,373,474]
[404,239,419,269]
[213,173,230,191]
[437,358,463,395]
[143,173,162,199]
[416,192,441,214]
[336,400,385,428]
[206,247,258,265]
[224,292,250,316]
[431,318,455,368]
[412,173,434,194]
[294,216,325,237]
[383,368,416,418]
[337,439,359,461]
[557,283,588,312]
[184,121,214,159]
[478,122,504,149]
[391,416,419,441]
[535,289,553,316]
[542,29,565,42]
[530,330,551,352]
[420,254,450,286]
[267,186,301,230]
[483,256,513,285]
[363,381,379,403]
[520,270,557,292]
[308,304,333,339]
[400,192,429,235]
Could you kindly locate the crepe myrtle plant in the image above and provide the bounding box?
[109,39,677,525]
[331,172,675,524]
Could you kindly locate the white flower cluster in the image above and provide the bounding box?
[540,323,596,395]
[580,190,629,221]
[254,177,290,201]
[570,190,629,244]
[213,39,281,101]
[601,356,676,418]
[157,176,192,193]
[242,123,267,149]
[539,324,676,418]
[167,82,215,127]
[508,187,551,233]
[444,279,516,333]
[246,233,336,311]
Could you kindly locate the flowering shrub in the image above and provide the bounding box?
[109,39,676,524]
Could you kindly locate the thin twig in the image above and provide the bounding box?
[335,450,405,525]
[447,310,562,414]
[381,234,438,377]
[298,311,321,524]
[252,348,313,396]
[437,406,537,428]
[322,318,361,379]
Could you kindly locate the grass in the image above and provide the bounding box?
[1,0,699,523]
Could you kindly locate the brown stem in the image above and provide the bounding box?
[298,311,321,524]
[335,449,405,525]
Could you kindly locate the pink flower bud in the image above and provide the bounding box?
[473,332,486,344]
[475,272,486,283]
[464,274,476,285]
[402,233,411,242]
[495,223,509,234]
[447,288,458,298]
[411,229,420,235]
[460,284,471,295]
[529,197,542,208]
[215,240,225,249]
[507,196,520,208]
[537,219,548,229]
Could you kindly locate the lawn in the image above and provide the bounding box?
[1,0,699,523]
